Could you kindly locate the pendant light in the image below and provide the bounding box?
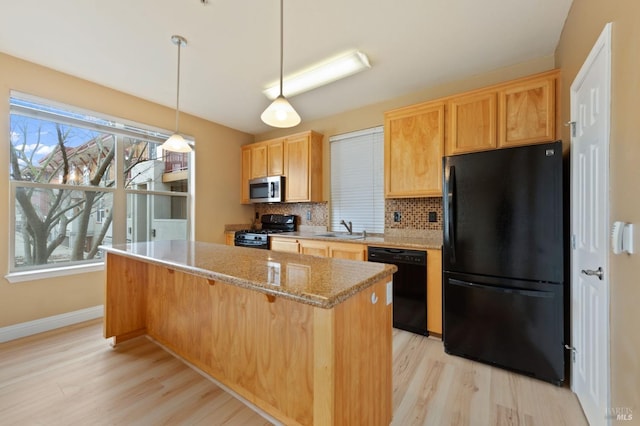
[161,35,192,153]
[261,0,301,128]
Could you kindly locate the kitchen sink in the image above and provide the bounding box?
[315,233,365,240]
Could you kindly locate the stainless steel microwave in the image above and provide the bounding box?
[249,176,284,203]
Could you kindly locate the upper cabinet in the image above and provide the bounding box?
[384,101,445,198]
[250,143,267,178]
[447,91,497,155]
[241,146,251,204]
[241,130,323,204]
[247,139,284,180]
[446,69,559,155]
[267,140,284,176]
[384,70,559,198]
[497,73,556,148]
[284,131,323,203]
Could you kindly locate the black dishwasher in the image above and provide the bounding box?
[368,247,428,336]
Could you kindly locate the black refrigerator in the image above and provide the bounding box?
[442,141,565,385]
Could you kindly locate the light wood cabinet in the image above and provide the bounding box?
[250,144,268,178]
[241,131,323,204]
[225,232,235,246]
[284,131,323,203]
[329,242,367,261]
[384,101,445,197]
[270,237,300,253]
[385,70,559,189]
[299,239,330,257]
[447,91,497,155]
[498,73,556,148]
[446,69,559,155]
[267,140,284,176]
[276,237,366,261]
[426,248,442,335]
[248,139,284,180]
[241,147,251,204]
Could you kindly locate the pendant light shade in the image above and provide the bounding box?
[261,0,301,128]
[161,35,192,153]
[261,95,301,128]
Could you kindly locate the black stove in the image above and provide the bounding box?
[234,214,296,249]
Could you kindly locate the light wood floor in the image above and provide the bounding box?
[0,319,587,425]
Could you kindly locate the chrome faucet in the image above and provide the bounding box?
[340,220,353,234]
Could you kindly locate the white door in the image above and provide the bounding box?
[570,23,611,426]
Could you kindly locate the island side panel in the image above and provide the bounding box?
[313,307,336,425]
[144,262,315,426]
[103,253,148,341]
[334,278,394,425]
[145,266,216,371]
[254,292,314,424]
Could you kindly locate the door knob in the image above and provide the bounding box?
[581,266,604,280]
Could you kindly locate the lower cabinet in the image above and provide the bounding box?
[270,237,300,253]
[225,232,235,246]
[328,242,367,261]
[271,237,366,261]
[270,237,442,335]
[299,240,367,260]
[426,249,442,335]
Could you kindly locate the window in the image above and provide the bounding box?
[330,126,384,233]
[8,93,193,276]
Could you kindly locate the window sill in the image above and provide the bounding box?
[5,262,105,283]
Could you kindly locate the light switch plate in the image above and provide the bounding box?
[386,281,393,305]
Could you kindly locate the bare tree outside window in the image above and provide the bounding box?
[9,98,190,271]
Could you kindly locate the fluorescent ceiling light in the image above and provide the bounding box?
[263,50,371,100]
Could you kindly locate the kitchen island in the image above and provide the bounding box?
[101,240,396,426]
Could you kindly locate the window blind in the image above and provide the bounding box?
[330,126,384,234]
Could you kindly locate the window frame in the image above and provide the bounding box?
[6,92,195,282]
[329,126,384,234]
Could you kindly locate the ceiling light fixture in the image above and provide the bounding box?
[262,50,371,100]
[261,0,301,128]
[161,35,192,153]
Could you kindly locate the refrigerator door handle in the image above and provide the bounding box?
[446,165,457,264]
[448,278,554,298]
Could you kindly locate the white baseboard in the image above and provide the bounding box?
[0,305,104,343]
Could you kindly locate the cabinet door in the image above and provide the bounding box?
[225,232,235,246]
[498,75,556,148]
[447,91,497,155]
[270,238,300,253]
[251,144,268,179]
[384,102,445,198]
[285,134,311,202]
[329,242,366,261]
[267,140,284,176]
[426,249,442,335]
[241,147,251,204]
[299,240,329,257]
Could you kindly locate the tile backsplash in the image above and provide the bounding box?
[255,202,329,228]
[385,197,443,231]
[254,197,443,231]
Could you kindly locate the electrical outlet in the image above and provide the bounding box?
[306,210,312,221]
[393,211,401,222]
[428,211,437,222]
[255,212,259,219]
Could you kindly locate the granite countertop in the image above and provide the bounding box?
[101,240,396,309]
[271,230,443,250]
